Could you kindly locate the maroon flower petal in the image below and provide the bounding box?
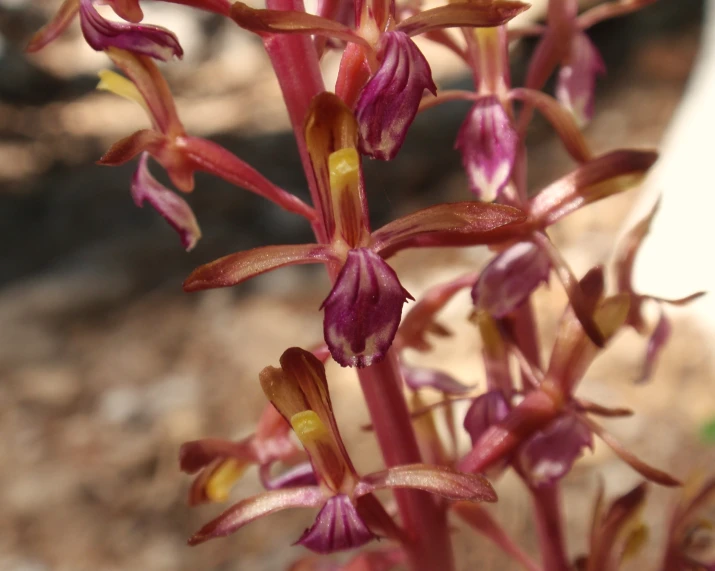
[455,96,518,201]
[260,461,318,490]
[529,150,658,228]
[556,32,606,127]
[509,88,592,163]
[472,241,551,318]
[395,1,529,36]
[296,494,377,554]
[638,310,671,383]
[463,390,510,446]
[355,31,436,161]
[131,153,201,250]
[517,415,593,487]
[322,248,413,368]
[402,365,474,394]
[230,1,369,48]
[356,464,496,503]
[183,243,334,292]
[371,201,526,258]
[188,486,325,545]
[80,0,183,61]
[26,0,80,52]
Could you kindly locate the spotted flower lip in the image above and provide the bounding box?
[296,494,377,554]
[472,241,551,318]
[556,32,606,127]
[79,0,184,60]
[131,153,201,251]
[355,31,436,161]
[517,414,593,487]
[322,248,413,368]
[455,96,518,201]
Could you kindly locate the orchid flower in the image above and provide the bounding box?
[524,0,656,126]
[27,0,230,54]
[93,48,315,246]
[614,200,705,382]
[459,268,680,489]
[229,0,528,160]
[183,92,526,367]
[180,402,310,505]
[186,348,496,553]
[661,475,715,571]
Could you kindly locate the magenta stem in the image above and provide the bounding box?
[357,350,455,571]
[263,0,328,242]
[259,7,453,567]
[527,483,571,571]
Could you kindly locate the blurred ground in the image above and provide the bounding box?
[0,1,713,570]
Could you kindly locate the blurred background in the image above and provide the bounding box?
[0,0,713,569]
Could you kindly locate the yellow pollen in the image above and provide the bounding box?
[205,459,246,503]
[290,410,329,447]
[328,148,360,195]
[96,70,147,111]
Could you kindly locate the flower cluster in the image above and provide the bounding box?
[27,0,708,569]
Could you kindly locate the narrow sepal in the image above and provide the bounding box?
[356,464,497,502]
[187,487,325,545]
[183,244,333,292]
[578,0,657,29]
[455,96,517,201]
[230,2,369,47]
[355,32,436,161]
[131,154,201,251]
[529,150,658,227]
[80,0,183,61]
[105,48,183,137]
[322,248,412,368]
[556,32,606,127]
[296,494,377,554]
[26,0,80,52]
[179,136,315,219]
[396,1,529,36]
[98,129,165,166]
[581,416,680,486]
[371,201,525,258]
[517,415,593,487]
[402,365,474,394]
[472,241,551,318]
[509,88,592,162]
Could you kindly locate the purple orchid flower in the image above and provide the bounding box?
[186,348,497,553]
[355,31,436,160]
[183,93,526,368]
[131,153,201,250]
[455,96,518,201]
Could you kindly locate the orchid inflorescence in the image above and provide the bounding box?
[28,0,713,569]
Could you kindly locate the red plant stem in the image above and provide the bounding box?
[527,483,571,571]
[260,8,453,567]
[263,0,328,242]
[357,350,455,571]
